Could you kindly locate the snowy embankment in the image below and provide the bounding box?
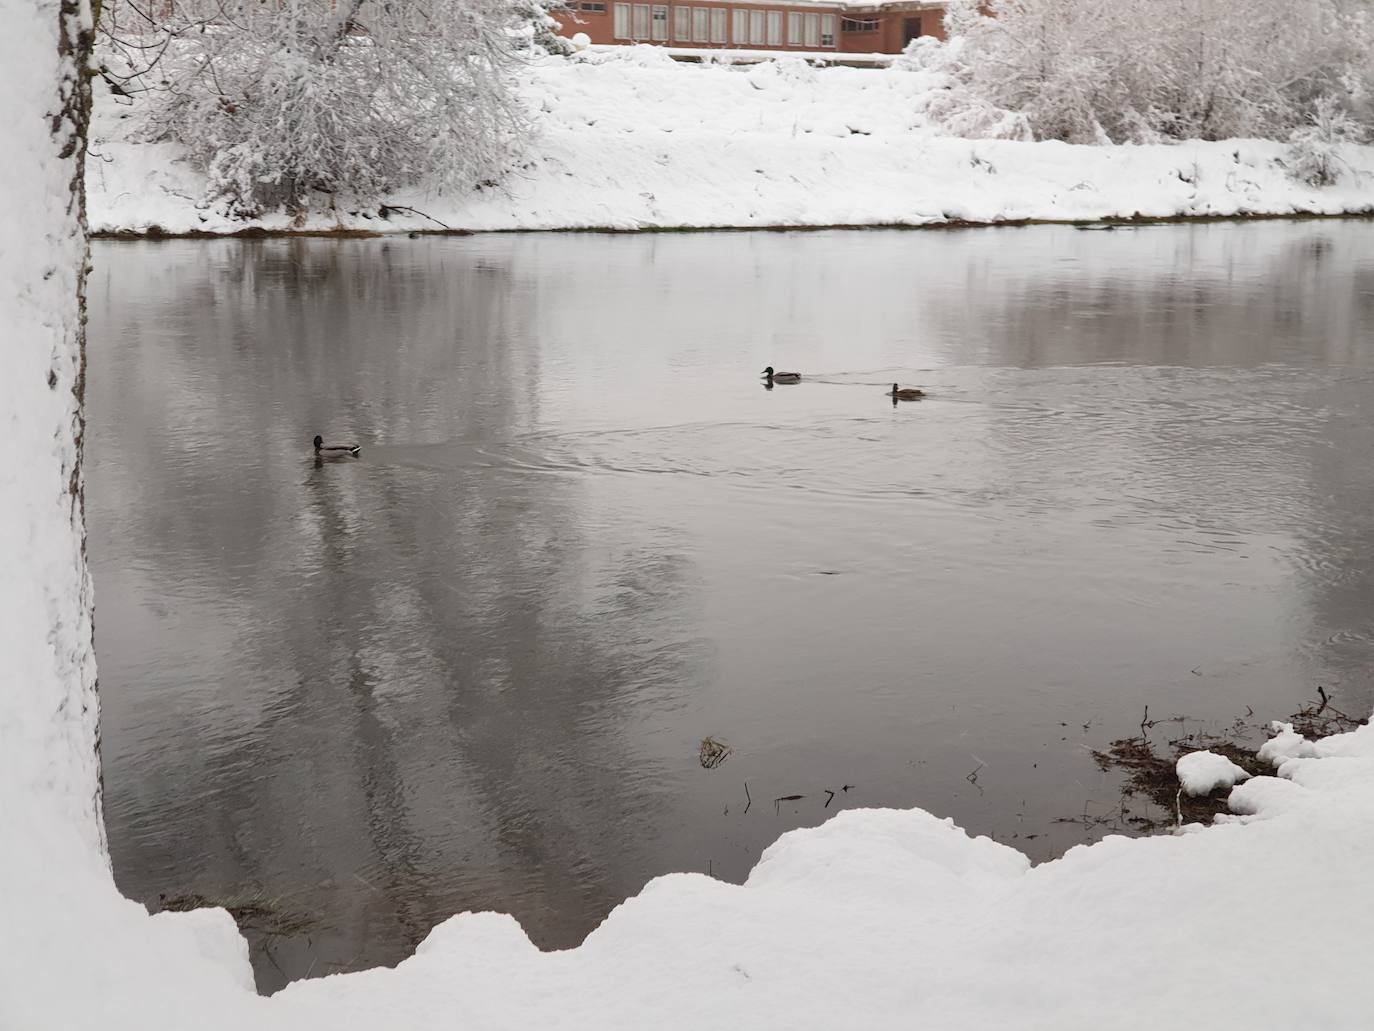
[88,47,1374,235]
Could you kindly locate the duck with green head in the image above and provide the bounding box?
[762,366,801,384]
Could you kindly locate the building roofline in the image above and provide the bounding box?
[577,0,946,9]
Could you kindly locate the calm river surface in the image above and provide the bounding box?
[89,223,1374,992]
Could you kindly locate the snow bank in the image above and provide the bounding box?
[1258,721,1321,766]
[10,715,1374,1029]
[1176,750,1251,796]
[87,50,1374,235]
[1,6,262,1027]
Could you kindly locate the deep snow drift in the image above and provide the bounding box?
[87,47,1374,235]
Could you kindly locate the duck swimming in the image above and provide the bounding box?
[887,384,925,400]
[314,434,360,456]
[762,366,801,384]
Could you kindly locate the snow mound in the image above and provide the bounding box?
[1175,750,1251,796]
[1257,721,1320,766]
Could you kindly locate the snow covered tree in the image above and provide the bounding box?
[926,0,1374,147]
[112,0,530,215]
[512,0,575,55]
[1287,96,1366,185]
[939,0,985,40]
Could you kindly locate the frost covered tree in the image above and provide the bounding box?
[513,0,575,55]
[918,0,1374,146]
[1287,96,1365,185]
[106,0,531,215]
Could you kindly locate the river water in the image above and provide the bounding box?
[88,223,1374,992]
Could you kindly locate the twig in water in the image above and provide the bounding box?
[379,204,451,230]
[743,781,752,813]
[774,793,804,814]
[1317,686,1330,713]
[261,941,288,980]
[824,789,835,808]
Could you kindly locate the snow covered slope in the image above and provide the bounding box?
[87,47,1374,235]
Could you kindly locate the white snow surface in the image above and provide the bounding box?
[87,48,1374,235]
[1175,750,1251,796]
[1257,721,1322,766]
[10,21,1374,1031]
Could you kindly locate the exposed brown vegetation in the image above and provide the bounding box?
[1087,691,1367,834]
[699,736,733,769]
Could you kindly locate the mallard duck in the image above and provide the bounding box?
[887,383,925,400]
[762,366,801,384]
[314,434,360,456]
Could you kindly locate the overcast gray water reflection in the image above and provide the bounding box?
[88,224,1374,992]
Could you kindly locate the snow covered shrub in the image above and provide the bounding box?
[115,0,528,215]
[1287,97,1366,186]
[896,35,1030,141]
[936,0,1374,145]
[513,0,575,56]
[939,0,985,40]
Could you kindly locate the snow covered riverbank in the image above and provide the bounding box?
[88,48,1374,236]
[11,667,1374,1030]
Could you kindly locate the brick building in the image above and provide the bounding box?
[553,0,949,55]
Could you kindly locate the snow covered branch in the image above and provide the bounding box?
[109,0,533,215]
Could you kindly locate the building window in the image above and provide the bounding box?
[749,9,765,43]
[614,2,631,37]
[580,2,607,10]
[804,11,819,46]
[841,16,880,31]
[787,11,803,44]
[674,5,691,40]
[820,13,835,46]
[766,9,782,45]
[711,8,728,42]
[652,4,669,39]
[733,8,748,42]
[632,3,650,38]
[691,6,708,41]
